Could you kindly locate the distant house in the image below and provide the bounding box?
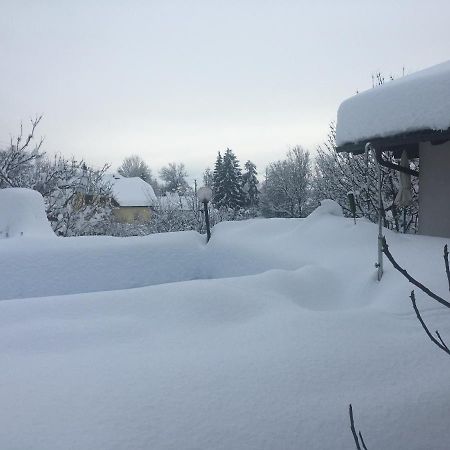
[105,174,157,223]
[335,60,450,238]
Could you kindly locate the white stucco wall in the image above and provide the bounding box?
[419,141,450,238]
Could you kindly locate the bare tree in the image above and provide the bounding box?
[0,115,44,188]
[260,146,311,218]
[118,155,159,192]
[159,162,188,194]
[313,122,419,233]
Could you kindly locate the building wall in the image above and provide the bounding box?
[113,207,152,223]
[419,141,450,238]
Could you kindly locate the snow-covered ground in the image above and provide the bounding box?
[1,199,449,449]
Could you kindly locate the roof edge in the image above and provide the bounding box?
[336,127,450,155]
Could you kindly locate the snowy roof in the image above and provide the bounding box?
[336,60,450,151]
[104,174,157,207]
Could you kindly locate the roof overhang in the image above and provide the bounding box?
[336,127,450,157]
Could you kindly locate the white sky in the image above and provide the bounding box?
[1,0,449,182]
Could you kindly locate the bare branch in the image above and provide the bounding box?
[358,431,368,450]
[435,330,450,353]
[410,290,450,356]
[349,404,362,450]
[382,238,450,309]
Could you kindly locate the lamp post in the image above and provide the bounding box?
[197,186,213,242]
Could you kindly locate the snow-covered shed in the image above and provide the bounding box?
[105,174,157,223]
[336,60,450,238]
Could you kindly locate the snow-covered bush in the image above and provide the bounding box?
[0,119,113,236]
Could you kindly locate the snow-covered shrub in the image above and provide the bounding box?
[34,156,113,236]
[0,119,113,237]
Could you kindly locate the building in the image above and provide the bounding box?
[335,60,450,238]
[105,174,157,223]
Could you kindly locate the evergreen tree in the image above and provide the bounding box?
[241,160,259,207]
[212,152,224,207]
[216,148,245,210]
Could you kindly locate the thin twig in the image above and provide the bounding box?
[435,330,450,353]
[410,290,450,356]
[444,244,450,293]
[349,404,362,450]
[382,237,450,309]
[359,431,368,450]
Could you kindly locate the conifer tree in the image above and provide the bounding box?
[218,148,245,210]
[242,160,259,207]
[212,152,224,207]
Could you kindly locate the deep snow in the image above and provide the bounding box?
[0,188,54,239]
[1,201,450,449]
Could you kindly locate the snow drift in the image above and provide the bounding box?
[1,200,450,449]
[0,188,54,239]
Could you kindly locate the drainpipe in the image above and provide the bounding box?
[365,142,384,281]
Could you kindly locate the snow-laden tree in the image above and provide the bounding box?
[35,156,113,236]
[159,162,189,194]
[0,116,44,188]
[260,146,312,218]
[203,167,213,187]
[117,155,159,193]
[212,152,223,207]
[241,160,259,208]
[0,118,114,236]
[213,148,245,210]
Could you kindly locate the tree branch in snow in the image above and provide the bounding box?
[359,431,368,450]
[349,404,368,450]
[381,237,450,309]
[410,290,450,356]
[382,237,450,356]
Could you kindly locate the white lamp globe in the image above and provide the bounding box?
[197,186,213,203]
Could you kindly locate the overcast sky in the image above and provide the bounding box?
[1,0,449,181]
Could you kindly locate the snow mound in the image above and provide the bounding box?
[336,59,450,146]
[2,208,450,449]
[308,199,343,217]
[0,188,54,239]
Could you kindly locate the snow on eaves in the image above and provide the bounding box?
[104,174,157,207]
[336,60,450,147]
